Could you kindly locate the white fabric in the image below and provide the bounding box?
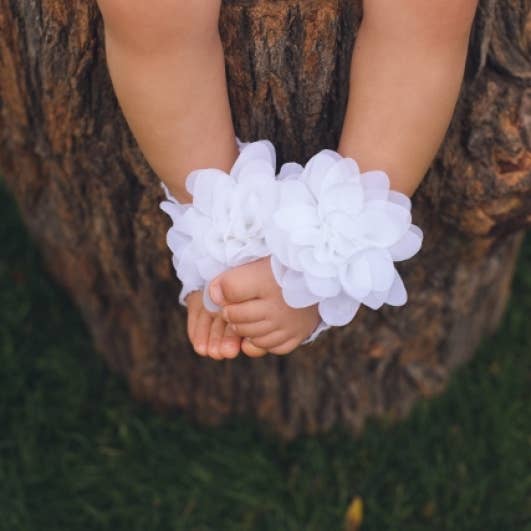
[160,141,423,346]
[263,149,423,336]
[160,140,278,312]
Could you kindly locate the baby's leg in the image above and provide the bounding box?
[96,0,241,358]
[338,0,479,195]
[96,0,238,200]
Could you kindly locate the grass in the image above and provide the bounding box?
[0,180,530,531]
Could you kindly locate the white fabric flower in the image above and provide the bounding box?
[160,140,279,311]
[160,140,423,344]
[265,150,423,327]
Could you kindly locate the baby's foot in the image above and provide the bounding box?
[186,291,241,360]
[208,257,320,357]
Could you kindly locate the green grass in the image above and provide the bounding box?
[0,180,530,531]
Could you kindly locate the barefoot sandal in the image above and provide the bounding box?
[160,141,423,345]
[159,139,279,311]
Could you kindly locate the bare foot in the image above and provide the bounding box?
[209,257,320,356]
[186,291,241,360]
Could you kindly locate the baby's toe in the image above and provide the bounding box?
[230,320,274,339]
[268,338,300,356]
[206,316,226,360]
[219,324,241,359]
[223,300,267,325]
[192,309,212,357]
[186,291,203,343]
[242,330,290,355]
[241,338,268,358]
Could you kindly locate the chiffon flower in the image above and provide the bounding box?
[160,140,279,309]
[265,150,423,327]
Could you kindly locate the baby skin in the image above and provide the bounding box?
[96,0,479,359]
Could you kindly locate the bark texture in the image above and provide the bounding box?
[0,0,529,439]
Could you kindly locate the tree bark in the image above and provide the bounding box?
[0,0,529,439]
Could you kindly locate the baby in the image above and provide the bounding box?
[95,0,479,360]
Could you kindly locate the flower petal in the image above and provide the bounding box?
[299,247,338,277]
[279,179,315,208]
[273,205,319,231]
[270,255,287,286]
[385,271,408,306]
[282,286,321,308]
[365,249,396,292]
[196,256,226,281]
[389,225,423,261]
[175,247,203,287]
[166,228,189,256]
[304,272,342,297]
[228,188,265,239]
[203,229,227,263]
[192,169,233,216]
[265,224,302,270]
[322,157,360,192]
[360,170,390,191]
[325,211,359,240]
[160,199,187,219]
[234,158,275,185]
[360,289,388,310]
[280,270,321,308]
[319,182,364,218]
[363,188,389,202]
[203,283,222,313]
[291,226,322,246]
[229,240,269,266]
[230,140,276,181]
[278,162,304,181]
[352,205,410,248]
[388,190,411,211]
[303,150,342,198]
[366,199,412,228]
[318,293,360,326]
[340,255,372,299]
[171,207,199,237]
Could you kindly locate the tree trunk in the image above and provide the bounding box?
[0,0,529,439]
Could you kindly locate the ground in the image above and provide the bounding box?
[0,180,530,531]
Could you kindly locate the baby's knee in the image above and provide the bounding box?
[97,0,222,47]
